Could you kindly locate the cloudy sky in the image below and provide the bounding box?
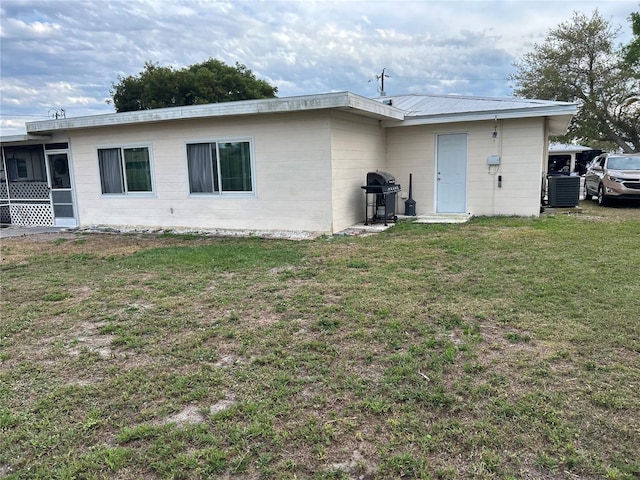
[0,0,636,136]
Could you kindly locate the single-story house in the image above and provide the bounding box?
[0,91,576,234]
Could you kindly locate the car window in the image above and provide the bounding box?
[607,156,640,170]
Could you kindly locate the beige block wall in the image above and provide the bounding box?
[386,117,546,217]
[469,117,546,216]
[385,124,436,215]
[329,111,387,232]
[65,112,548,234]
[67,112,335,233]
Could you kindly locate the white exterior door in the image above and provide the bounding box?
[46,152,77,227]
[436,133,467,213]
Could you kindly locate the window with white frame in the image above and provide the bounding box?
[186,140,253,194]
[98,146,153,194]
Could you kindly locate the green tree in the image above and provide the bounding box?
[623,11,640,68]
[110,59,278,112]
[511,10,640,153]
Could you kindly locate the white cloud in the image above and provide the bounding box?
[0,0,636,135]
[0,17,61,38]
[1,117,33,129]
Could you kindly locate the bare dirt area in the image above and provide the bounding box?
[0,230,204,264]
[576,199,640,221]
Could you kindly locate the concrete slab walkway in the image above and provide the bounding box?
[0,225,70,239]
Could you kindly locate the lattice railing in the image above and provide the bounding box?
[9,203,54,226]
[0,205,10,224]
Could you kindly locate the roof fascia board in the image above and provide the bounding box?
[381,104,578,127]
[0,133,52,144]
[549,147,592,153]
[345,92,405,120]
[26,92,404,134]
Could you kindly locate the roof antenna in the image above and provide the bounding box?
[48,108,66,119]
[368,68,390,96]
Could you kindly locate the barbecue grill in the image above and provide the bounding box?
[361,171,401,225]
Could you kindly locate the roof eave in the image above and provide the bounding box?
[547,115,575,136]
[0,133,52,145]
[549,143,593,153]
[381,104,578,128]
[26,92,405,134]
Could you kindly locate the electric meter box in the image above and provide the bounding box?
[487,155,501,165]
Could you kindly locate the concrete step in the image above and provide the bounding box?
[412,213,473,224]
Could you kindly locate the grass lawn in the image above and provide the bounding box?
[1,201,639,479]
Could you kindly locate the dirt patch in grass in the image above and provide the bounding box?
[577,200,640,221]
[2,209,639,479]
[0,231,214,264]
[162,405,207,427]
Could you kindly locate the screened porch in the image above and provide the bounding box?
[1,143,75,227]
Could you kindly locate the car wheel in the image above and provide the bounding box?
[584,185,592,201]
[597,184,609,206]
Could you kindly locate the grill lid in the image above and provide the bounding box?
[366,171,396,186]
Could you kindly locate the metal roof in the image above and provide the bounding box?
[17,91,577,138]
[378,93,573,116]
[549,142,592,153]
[374,93,577,134]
